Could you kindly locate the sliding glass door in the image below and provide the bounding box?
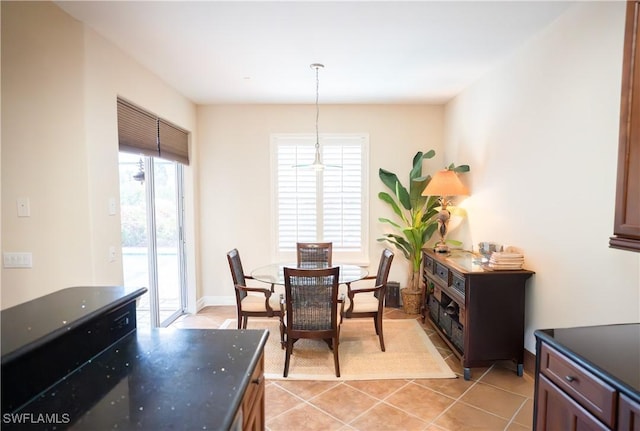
[119,152,186,328]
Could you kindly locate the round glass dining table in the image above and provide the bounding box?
[250,263,368,285]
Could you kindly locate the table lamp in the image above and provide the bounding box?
[422,169,470,253]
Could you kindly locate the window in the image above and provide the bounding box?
[271,134,369,264]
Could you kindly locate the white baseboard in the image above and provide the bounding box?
[195,295,236,312]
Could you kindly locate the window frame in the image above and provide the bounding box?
[270,133,370,265]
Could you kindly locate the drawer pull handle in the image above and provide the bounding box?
[252,376,263,385]
[565,375,576,383]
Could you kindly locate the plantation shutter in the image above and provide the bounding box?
[322,137,363,251]
[273,134,367,260]
[276,137,317,250]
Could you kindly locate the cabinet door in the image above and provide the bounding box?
[619,393,640,431]
[536,374,608,431]
[611,0,640,252]
[242,354,265,431]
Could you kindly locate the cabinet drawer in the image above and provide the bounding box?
[539,343,616,427]
[424,255,435,274]
[434,262,450,285]
[451,272,465,297]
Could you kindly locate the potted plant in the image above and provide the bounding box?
[377,150,469,314]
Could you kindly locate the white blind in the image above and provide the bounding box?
[272,134,368,263]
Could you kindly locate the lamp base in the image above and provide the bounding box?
[434,243,449,253]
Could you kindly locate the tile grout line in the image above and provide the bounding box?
[338,380,417,428]
[501,397,530,431]
[422,365,492,427]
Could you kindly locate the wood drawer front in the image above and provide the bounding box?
[618,393,640,431]
[424,255,435,274]
[451,272,465,296]
[540,344,616,427]
[434,262,450,285]
[242,353,265,431]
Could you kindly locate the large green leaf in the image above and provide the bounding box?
[379,169,411,210]
[409,150,435,180]
[410,175,430,211]
[450,164,470,173]
[378,217,402,230]
[378,192,403,219]
[377,235,411,260]
[422,223,438,242]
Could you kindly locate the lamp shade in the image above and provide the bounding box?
[422,169,469,196]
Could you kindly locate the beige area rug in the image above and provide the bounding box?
[220,318,456,380]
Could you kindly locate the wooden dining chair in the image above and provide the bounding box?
[226,249,284,340]
[342,248,394,351]
[280,266,344,377]
[296,242,332,266]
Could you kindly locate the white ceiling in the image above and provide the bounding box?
[55,1,573,104]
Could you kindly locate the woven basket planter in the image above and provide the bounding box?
[400,288,422,315]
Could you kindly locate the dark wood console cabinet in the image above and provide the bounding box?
[421,249,534,380]
[611,0,640,252]
[534,324,640,430]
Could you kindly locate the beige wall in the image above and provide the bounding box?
[444,1,640,353]
[197,104,445,305]
[1,1,198,309]
[3,1,638,356]
[1,2,91,307]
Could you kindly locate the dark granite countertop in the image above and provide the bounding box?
[5,327,269,430]
[535,323,640,401]
[1,286,148,364]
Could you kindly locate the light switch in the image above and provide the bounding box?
[108,197,117,216]
[17,198,30,217]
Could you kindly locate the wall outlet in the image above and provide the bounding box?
[3,252,33,268]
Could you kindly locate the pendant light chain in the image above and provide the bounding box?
[315,64,321,150]
[293,63,338,170]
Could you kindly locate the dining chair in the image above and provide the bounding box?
[280,266,344,377]
[296,242,332,266]
[342,248,394,351]
[226,249,284,340]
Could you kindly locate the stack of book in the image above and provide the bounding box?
[487,251,525,270]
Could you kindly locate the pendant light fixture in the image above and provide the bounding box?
[295,63,340,170]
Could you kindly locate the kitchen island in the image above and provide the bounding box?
[533,323,639,430]
[1,286,268,430]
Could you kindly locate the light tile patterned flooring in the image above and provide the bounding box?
[172,306,534,431]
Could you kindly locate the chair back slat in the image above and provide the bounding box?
[374,248,394,298]
[296,242,333,266]
[227,248,248,299]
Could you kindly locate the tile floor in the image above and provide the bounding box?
[171,306,535,431]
